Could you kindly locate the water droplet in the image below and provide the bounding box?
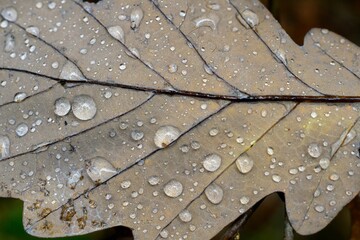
[26,26,40,37]
[318,158,330,170]
[148,176,160,186]
[16,123,29,137]
[344,129,357,146]
[154,125,180,148]
[275,49,287,65]
[190,141,201,150]
[308,143,322,158]
[121,180,131,189]
[240,9,259,28]
[0,135,10,159]
[131,130,144,141]
[164,179,183,198]
[54,97,71,116]
[168,63,178,73]
[72,95,97,121]
[107,25,125,43]
[1,7,17,22]
[236,154,254,174]
[203,153,222,172]
[14,92,27,102]
[193,13,220,31]
[160,230,169,238]
[205,183,223,204]
[60,61,85,80]
[240,196,250,205]
[67,169,82,189]
[272,174,281,183]
[329,173,339,181]
[314,205,325,213]
[179,209,192,222]
[85,157,117,184]
[130,7,143,30]
[4,33,15,52]
[209,128,219,136]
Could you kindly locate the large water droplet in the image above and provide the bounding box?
[72,95,97,121]
[107,25,125,43]
[179,209,192,222]
[54,97,71,116]
[319,158,330,170]
[15,123,29,137]
[1,7,17,22]
[307,143,322,158]
[163,179,183,198]
[130,7,143,30]
[14,92,27,102]
[240,9,259,28]
[236,154,254,174]
[0,135,10,159]
[203,153,222,172]
[85,157,117,184]
[154,125,180,148]
[205,183,223,204]
[193,13,220,31]
[60,61,86,80]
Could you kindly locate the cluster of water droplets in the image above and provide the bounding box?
[54,94,97,121]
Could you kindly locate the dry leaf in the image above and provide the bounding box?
[0,0,359,239]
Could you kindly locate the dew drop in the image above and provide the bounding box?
[236,154,254,174]
[131,130,144,141]
[130,7,143,30]
[148,175,160,186]
[0,135,10,159]
[319,158,330,170]
[85,157,117,184]
[168,63,178,73]
[179,209,192,223]
[193,13,220,31]
[240,9,259,28]
[72,95,97,121]
[1,7,17,22]
[308,143,322,158]
[240,196,250,205]
[314,205,325,213]
[16,123,29,137]
[154,125,180,148]
[107,25,125,43]
[272,174,281,183]
[203,153,222,172]
[14,92,27,102]
[26,26,40,37]
[209,128,219,136]
[67,169,82,189]
[54,97,71,117]
[275,49,287,65]
[60,61,86,80]
[164,179,183,198]
[4,33,15,52]
[205,183,223,204]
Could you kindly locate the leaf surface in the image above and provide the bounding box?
[0,0,359,239]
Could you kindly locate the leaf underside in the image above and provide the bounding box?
[0,0,359,239]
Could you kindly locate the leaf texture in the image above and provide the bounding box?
[0,0,359,239]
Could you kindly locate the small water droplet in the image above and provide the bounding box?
[0,135,10,159]
[160,230,169,238]
[267,147,274,156]
[121,180,131,189]
[4,33,15,52]
[107,25,125,43]
[240,196,250,205]
[67,169,82,189]
[154,125,180,148]
[164,179,183,198]
[26,26,40,37]
[131,130,144,141]
[314,205,325,213]
[236,154,254,174]
[72,95,97,121]
[329,173,339,181]
[308,143,322,158]
[319,158,330,169]
[130,7,143,30]
[191,141,201,150]
[148,176,160,186]
[205,183,223,204]
[14,92,27,102]
[275,49,287,65]
[272,174,281,183]
[168,63,178,73]
[203,153,222,172]
[60,61,85,80]
[85,157,117,184]
[1,7,17,22]
[240,9,259,28]
[16,123,29,137]
[193,13,220,31]
[179,209,192,222]
[54,97,71,116]
[209,128,219,136]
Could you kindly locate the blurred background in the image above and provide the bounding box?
[1,0,359,239]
